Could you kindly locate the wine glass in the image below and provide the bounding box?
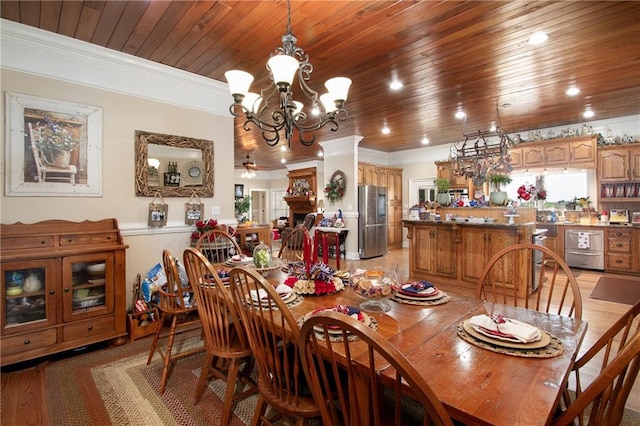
[349,262,400,313]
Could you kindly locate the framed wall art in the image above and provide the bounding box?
[5,92,103,197]
[234,184,244,198]
[134,130,214,197]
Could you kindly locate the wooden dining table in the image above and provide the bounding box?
[222,263,588,425]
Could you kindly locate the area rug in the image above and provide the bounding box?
[590,275,640,305]
[45,332,257,425]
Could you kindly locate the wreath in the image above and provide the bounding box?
[324,170,346,204]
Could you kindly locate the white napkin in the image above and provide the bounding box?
[469,314,541,343]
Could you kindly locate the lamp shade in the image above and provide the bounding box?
[242,92,263,113]
[225,70,254,96]
[317,199,325,208]
[324,77,352,102]
[267,54,299,86]
[320,93,337,113]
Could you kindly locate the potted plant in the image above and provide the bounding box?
[234,196,251,222]
[487,173,512,206]
[31,116,78,168]
[433,178,451,206]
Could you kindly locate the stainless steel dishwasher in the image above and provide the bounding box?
[564,228,604,270]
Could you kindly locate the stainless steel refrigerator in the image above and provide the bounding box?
[358,185,388,259]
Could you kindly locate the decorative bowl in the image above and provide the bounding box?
[349,264,400,312]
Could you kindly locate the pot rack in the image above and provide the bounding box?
[449,130,515,186]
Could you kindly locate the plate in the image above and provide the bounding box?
[395,290,446,302]
[399,286,439,298]
[462,319,550,349]
[307,306,371,334]
[249,290,296,307]
[399,281,438,298]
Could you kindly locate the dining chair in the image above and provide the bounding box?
[553,330,640,426]
[299,310,454,426]
[146,249,205,394]
[562,299,640,425]
[229,265,321,425]
[182,248,258,425]
[476,242,583,320]
[196,228,243,264]
[278,226,311,263]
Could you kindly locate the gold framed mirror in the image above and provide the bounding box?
[134,130,214,197]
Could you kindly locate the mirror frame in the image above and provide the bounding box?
[135,130,214,197]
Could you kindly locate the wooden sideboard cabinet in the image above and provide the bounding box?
[1,219,128,366]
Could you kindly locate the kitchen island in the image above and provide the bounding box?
[403,220,536,295]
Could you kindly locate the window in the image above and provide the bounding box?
[505,170,590,203]
[272,190,288,220]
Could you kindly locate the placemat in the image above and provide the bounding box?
[251,294,304,310]
[297,315,378,342]
[391,293,451,306]
[456,322,564,358]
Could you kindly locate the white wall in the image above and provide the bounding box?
[1,20,234,307]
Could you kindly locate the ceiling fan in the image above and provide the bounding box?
[241,155,259,178]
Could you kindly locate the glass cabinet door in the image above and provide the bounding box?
[62,253,115,322]
[2,259,57,334]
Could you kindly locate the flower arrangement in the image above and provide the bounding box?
[517,184,546,201]
[284,261,344,295]
[324,178,345,203]
[191,218,219,240]
[31,116,78,153]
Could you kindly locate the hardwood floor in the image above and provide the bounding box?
[1,247,639,425]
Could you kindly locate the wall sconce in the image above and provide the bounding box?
[317,199,325,214]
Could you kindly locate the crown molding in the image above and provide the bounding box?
[0,19,229,116]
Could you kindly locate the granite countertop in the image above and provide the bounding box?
[538,221,639,228]
[403,219,535,229]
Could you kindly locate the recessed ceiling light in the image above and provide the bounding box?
[489,123,497,132]
[389,80,403,90]
[280,145,287,152]
[455,110,466,119]
[566,86,580,96]
[280,158,286,163]
[382,124,391,135]
[583,108,595,118]
[528,31,549,45]
[421,135,429,145]
[318,151,323,157]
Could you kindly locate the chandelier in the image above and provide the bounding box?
[224,0,352,148]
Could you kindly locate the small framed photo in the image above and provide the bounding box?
[234,184,244,198]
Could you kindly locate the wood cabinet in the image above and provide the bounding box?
[436,161,469,189]
[404,221,532,294]
[460,226,521,287]
[410,225,456,279]
[605,228,637,274]
[510,135,597,170]
[359,163,403,248]
[0,219,128,366]
[598,144,640,204]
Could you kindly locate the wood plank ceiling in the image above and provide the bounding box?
[2,1,639,171]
